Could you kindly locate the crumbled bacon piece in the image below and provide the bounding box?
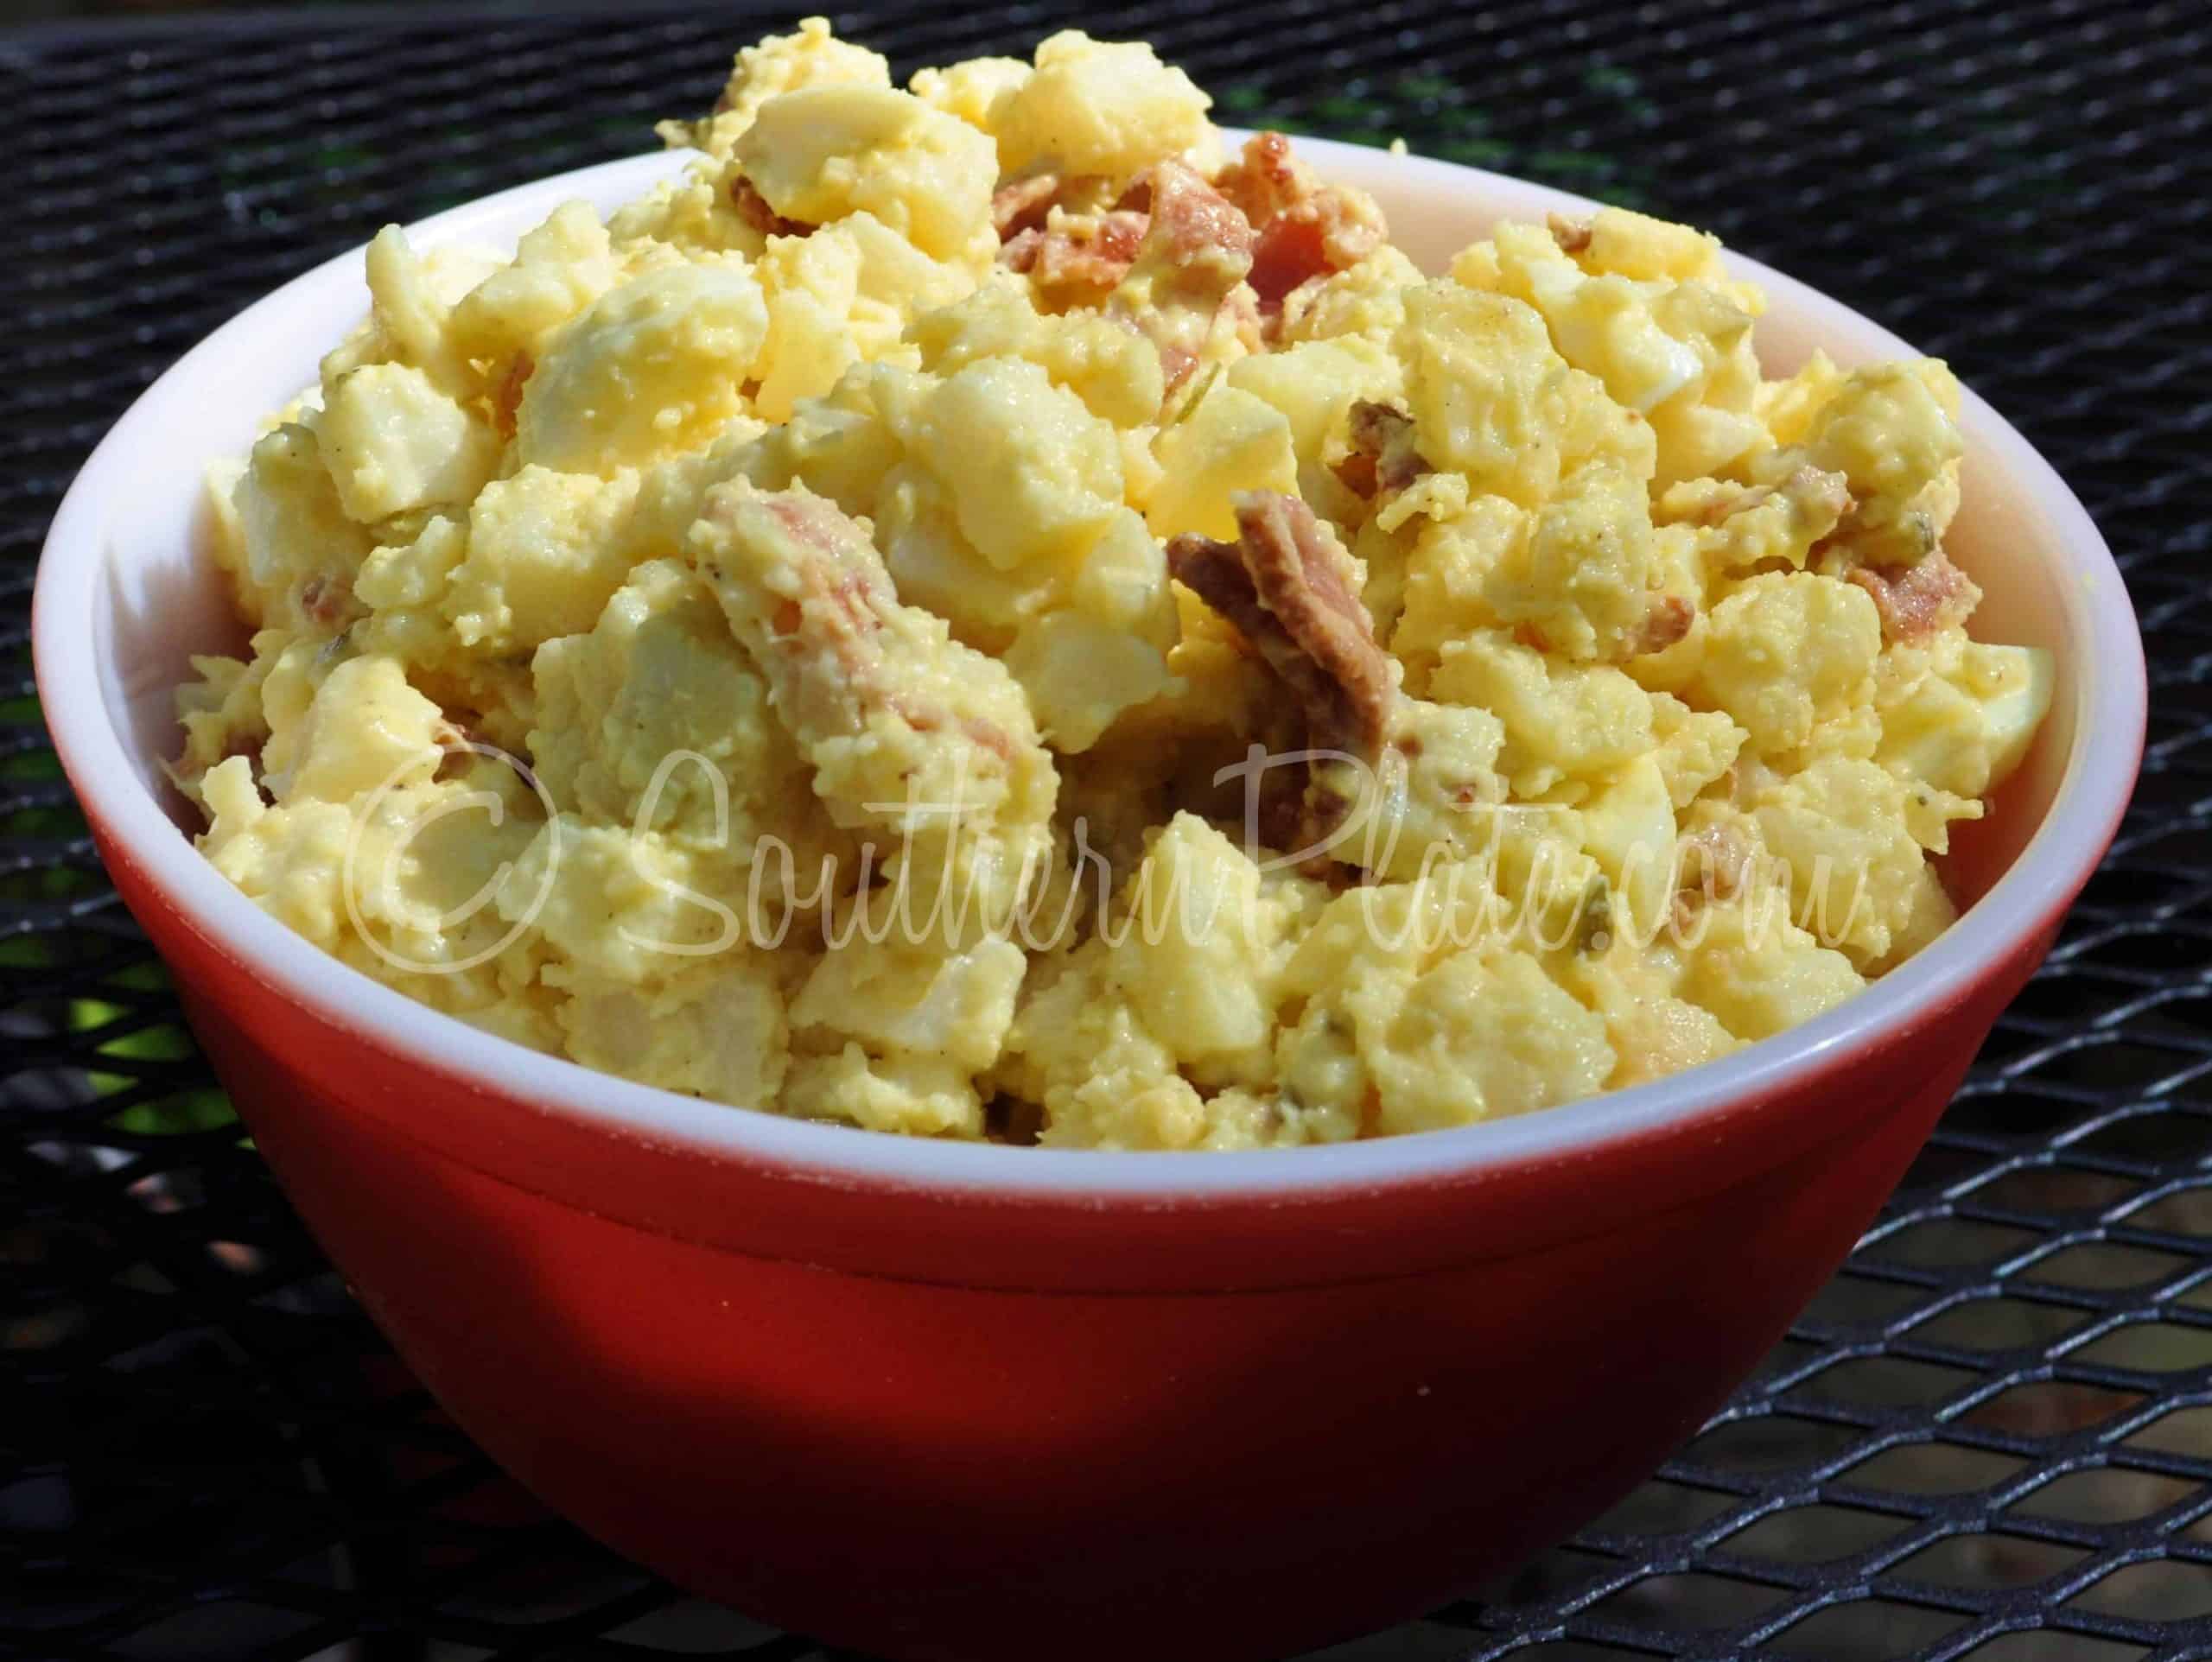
[1547,213,1593,254]
[1213,133,1302,226]
[1214,132,1387,309]
[1168,492,1391,861]
[297,574,356,628]
[491,349,532,441]
[744,494,895,704]
[1141,160,1257,276]
[1332,399,1429,500]
[1353,401,1414,487]
[1247,214,1345,310]
[996,171,1158,295]
[1635,594,1695,657]
[1332,448,1379,500]
[729,174,811,238]
[1847,550,1981,645]
[1003,206,1150,292]
[992,172,1064,240]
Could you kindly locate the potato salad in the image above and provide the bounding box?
[175,21,2051,1148]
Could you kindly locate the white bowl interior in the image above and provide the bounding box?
[37,136,2140,1196]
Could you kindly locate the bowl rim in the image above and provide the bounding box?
[32,135,2145,1202]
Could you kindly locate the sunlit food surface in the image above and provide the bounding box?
[172,19,2050,1148]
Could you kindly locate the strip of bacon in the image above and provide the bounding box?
[1105,162,1256,396]
[1168,492,1391,860]
[693,487,1029,777]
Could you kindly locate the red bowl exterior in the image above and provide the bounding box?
[94,821,2059,1660]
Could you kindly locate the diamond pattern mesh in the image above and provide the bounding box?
[4,2,2209,1657]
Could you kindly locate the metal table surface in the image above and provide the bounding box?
[4,2,2210,1658]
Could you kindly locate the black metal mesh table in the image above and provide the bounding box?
[5,1,2210,1657]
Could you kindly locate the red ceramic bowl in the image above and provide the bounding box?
[34,139,2144,1660]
